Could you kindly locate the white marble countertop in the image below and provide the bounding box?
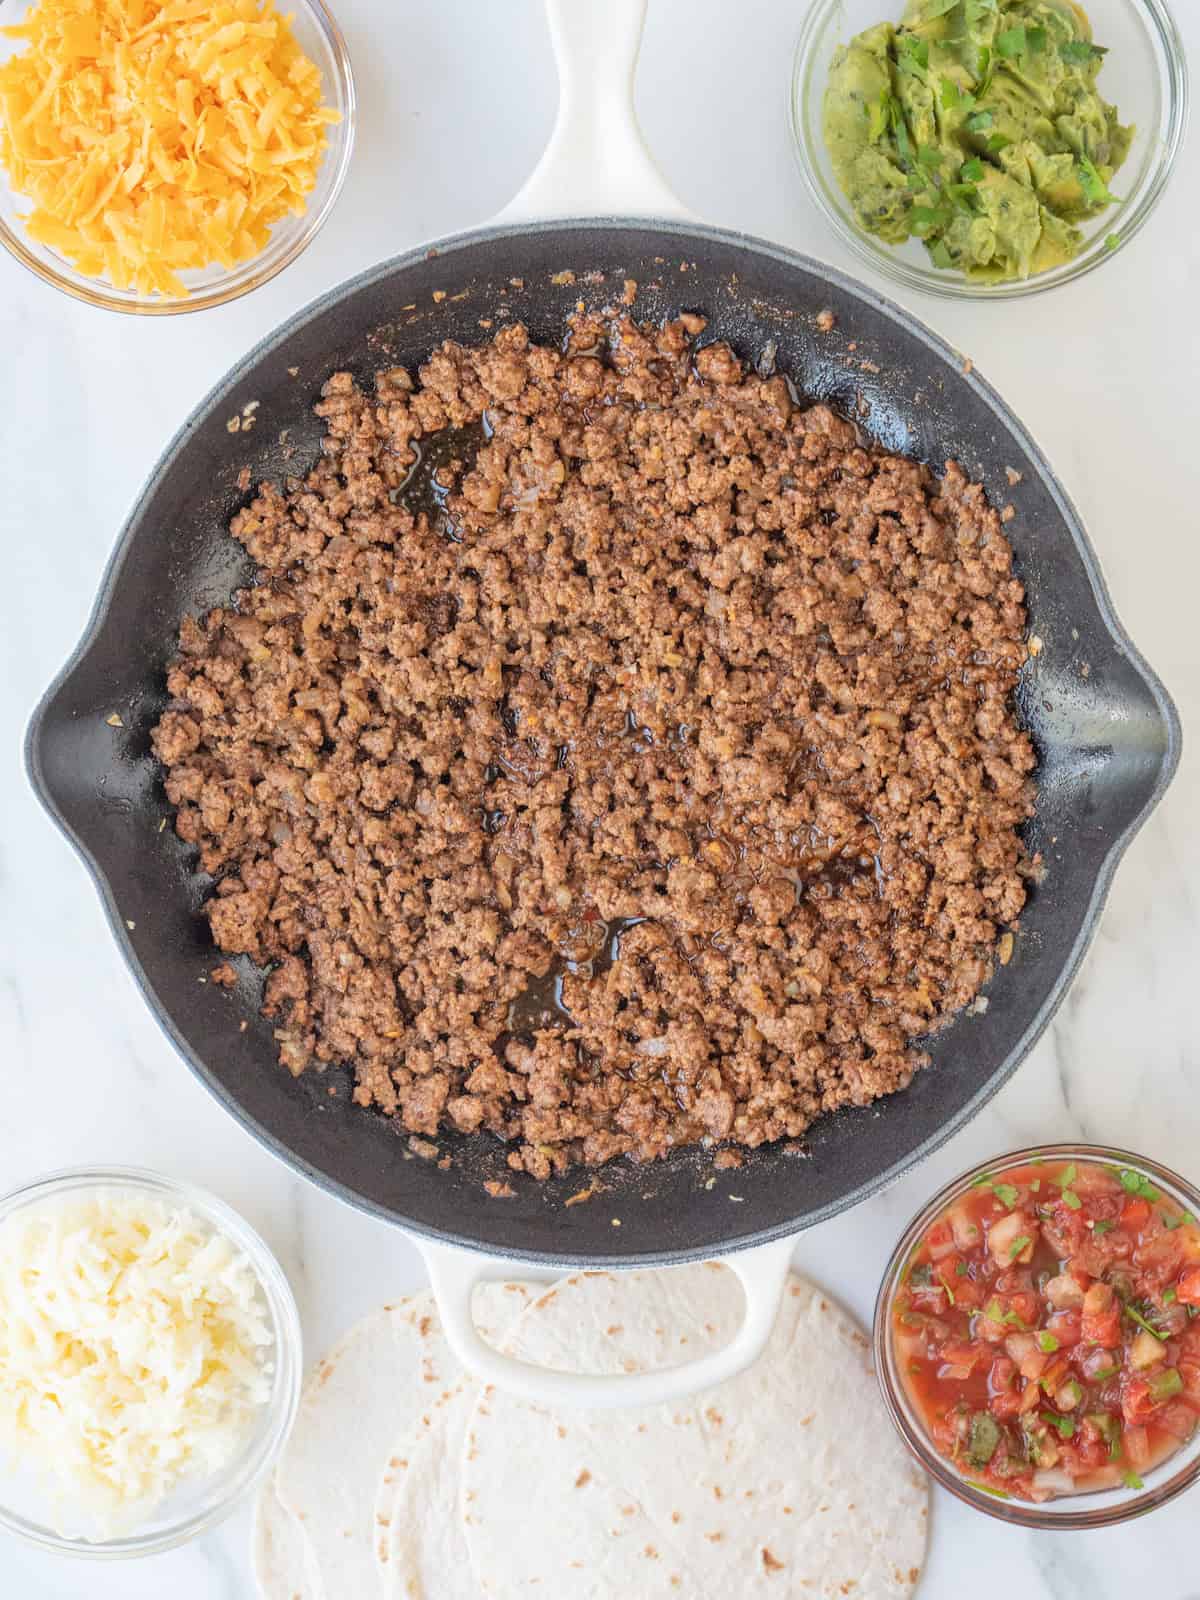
[1,1,1198,1595]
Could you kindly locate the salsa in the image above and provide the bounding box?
[893,1159,1200,1501]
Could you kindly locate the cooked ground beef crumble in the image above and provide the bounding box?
[152,305,1035,1179]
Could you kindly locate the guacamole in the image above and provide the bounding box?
[822,0,1133,281]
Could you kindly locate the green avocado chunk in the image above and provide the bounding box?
[821,0,1133,281]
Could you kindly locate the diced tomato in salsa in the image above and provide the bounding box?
[893,1158,1200,1502]
[1081,1283,1122,1348]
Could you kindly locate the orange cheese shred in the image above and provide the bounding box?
[0,0,341,296]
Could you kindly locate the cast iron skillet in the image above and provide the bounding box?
[26,213,1179,1266]
[23,3,1181,1402]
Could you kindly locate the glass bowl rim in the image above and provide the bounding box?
[873,1141,1200,1528]
[789,0,1190,301]
[0,1164,302,1559]
[0,0,356,316]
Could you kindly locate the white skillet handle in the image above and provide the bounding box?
[420,1237,794,1410]
[497,0,691,223]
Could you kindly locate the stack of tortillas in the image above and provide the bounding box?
[255,1267,929,1599]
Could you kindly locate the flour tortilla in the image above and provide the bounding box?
[462,1268,929,1599]
[382,1266,746,1600]
[253,1469,316,1600]
[376,1384,481,1600]
[373,1282,540,1600]
[269,1282,535,1600]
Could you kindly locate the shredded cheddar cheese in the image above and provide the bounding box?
[0,0,341,296]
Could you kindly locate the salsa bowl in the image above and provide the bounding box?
[875,1143,1200,1527]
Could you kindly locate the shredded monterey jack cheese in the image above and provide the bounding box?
[0,1192,273,1534]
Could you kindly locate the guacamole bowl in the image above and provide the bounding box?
[791,0,1187,298]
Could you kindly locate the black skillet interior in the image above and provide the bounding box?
[27,221,1180,1267]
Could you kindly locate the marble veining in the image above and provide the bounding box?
[1,1,1198,1595]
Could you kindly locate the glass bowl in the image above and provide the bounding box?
[0,1166,302,1558]
[874,1143,1200,1528]
[790,0,1188,299]
[0,0,355,315]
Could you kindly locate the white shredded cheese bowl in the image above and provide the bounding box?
[0,1168,301,1557]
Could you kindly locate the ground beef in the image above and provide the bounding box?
[151,304,1035,1179]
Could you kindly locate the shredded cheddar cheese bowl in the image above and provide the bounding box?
[0,1167,301,1557]
[0,0,354,313]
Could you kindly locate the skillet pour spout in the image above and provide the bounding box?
[24,219,1180,1272]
